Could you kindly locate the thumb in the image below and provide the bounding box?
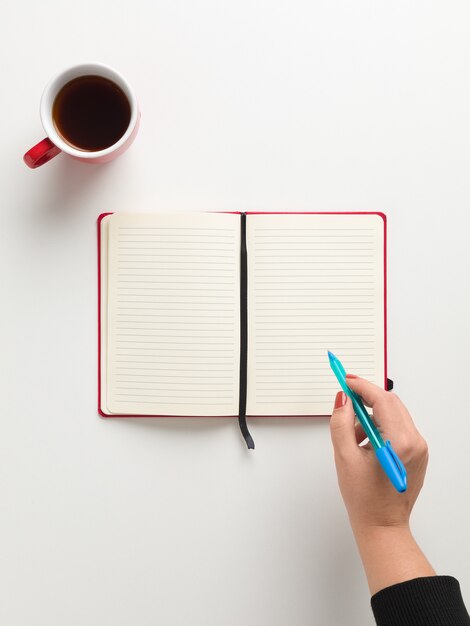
[330,391,360,457]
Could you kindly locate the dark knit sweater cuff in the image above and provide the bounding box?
[371,576,470,626]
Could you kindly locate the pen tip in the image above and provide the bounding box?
[327,350,336,360]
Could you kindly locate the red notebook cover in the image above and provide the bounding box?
[97,211,388,418]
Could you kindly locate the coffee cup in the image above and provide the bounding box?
[24,63,140,168]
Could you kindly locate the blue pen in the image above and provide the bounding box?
[327,351,407,493]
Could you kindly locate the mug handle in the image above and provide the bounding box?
[23,138,61,169]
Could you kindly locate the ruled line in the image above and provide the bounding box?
[119,239,234,243]
[116,333,234,337]
[114,313,233,326]
[117,280,235,282]
[255,340,374,344]
[115,352,234,357]
[117,340,235,347]
[254,300,374,304]
[116,354,232,372]
[254,399,334,404]
[255,396,333,400]
[116,376,233,381]
[118,227,235,231]
[117,299,237,304]
[254,314,374,318]
[115,393,233,399]
[118,245,235,251]
[117,270,233,285]
[254,334,374,337]
[254,253,374,260]
[116,381,233,386]
[118,253,235,257]
[116,401,233,405]
[253,228,374,232]
[116,348,234,352]
[116,366,234,371]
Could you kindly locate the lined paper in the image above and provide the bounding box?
[105,213,240,416]
[245,214,385,416]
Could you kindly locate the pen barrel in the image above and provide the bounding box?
[327,353,384,450]
[351,393,384,450]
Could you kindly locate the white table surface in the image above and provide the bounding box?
[1,2,469,625]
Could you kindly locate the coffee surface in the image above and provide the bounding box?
[52,75,131,151]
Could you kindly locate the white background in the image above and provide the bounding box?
[1,2,469,625]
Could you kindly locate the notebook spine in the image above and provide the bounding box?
[238,213,254,449]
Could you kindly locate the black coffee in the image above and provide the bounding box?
[52,75,131,151]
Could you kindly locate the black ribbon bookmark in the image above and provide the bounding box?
[238,213,254,449]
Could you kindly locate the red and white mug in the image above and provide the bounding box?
[23,63,140,169]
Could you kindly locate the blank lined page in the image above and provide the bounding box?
[105,213,240,416]
[245,214,385,416]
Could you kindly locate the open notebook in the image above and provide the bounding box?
[98,212,387,446]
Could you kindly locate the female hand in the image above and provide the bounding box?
[330,374,429,532]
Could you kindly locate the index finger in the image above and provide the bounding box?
[345,374,388,408]
[346,374,417,436]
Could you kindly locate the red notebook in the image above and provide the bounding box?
[98,212,387,428]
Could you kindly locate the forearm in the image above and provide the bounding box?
[352,524,435,596]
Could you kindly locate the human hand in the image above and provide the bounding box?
[330,375,429,533]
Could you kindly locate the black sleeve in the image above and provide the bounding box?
[371,576,470,626]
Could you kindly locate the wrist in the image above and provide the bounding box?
[351,523,435,595]
[352,522,411,544]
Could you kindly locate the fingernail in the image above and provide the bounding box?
[346,373,358,379]
[334,391,347,409]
